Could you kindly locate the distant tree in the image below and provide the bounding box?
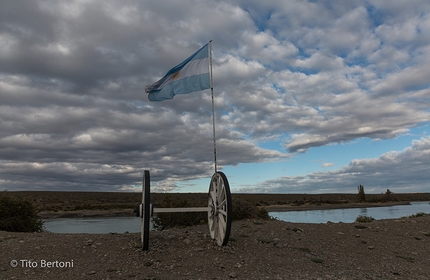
[385,189,392,201]
[357,185,366,202]
[384,189,397,202]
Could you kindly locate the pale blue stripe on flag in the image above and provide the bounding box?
[148,73,210,101]
[145,43,210,102]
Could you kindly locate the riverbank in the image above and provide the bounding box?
[37,201,414,219]
[2,215,430,279]
[4,191,430,215]
[37,209,136,219]
[264,201,412,212]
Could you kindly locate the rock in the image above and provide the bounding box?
[2,213,430,280]
[183,238,191,245]
[229,272,237,278]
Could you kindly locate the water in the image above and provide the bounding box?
[270,201,430,224]
[43,217,141,234]
[43,201,430,233]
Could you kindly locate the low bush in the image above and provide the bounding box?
[151,196,270,230]
[232,199,269,220]
[355,215,375,223]
[151,196,206,230]
[0,196,44,232]
[403,212,427,218]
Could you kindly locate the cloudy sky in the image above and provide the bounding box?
[1,0,430,194]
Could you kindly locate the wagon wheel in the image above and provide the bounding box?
[208,171,232,246]
[141,170,151,251]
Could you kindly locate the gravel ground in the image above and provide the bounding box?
[1,215,429,280]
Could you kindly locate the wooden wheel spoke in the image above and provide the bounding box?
[218,209,227,216]
[218,215,226,233]
[218,198,226,208]
[217,181,225,201]
[209,217,216,231]
[208,212,214,220]
[211,179,217,190]
[210,189,217,203]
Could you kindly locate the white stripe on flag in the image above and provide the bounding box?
[158,57,209,89]
[145,43,210,101]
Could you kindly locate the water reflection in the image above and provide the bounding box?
[43,202,430,233]
[271,201,430,224]
[44,217,141,234]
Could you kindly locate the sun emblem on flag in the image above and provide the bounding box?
[172,71,180,80]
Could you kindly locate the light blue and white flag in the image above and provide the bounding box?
[145,43,210,101]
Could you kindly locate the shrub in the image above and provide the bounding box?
[151,197,270,230]
[403,212,426,218]
[232,198,269,220]
[0,196,44,232]
[151,196,206,230]
[355,215,375,223]
[232,199,254,220]
[257,207,270,219]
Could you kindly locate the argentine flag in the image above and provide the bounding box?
[145,43,210,101]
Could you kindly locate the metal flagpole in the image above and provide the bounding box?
[209,40,217,173]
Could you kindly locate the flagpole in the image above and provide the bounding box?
[209,40,217,173]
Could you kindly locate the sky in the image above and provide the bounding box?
[1,0,430,194]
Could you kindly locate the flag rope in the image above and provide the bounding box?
[209,40,217,173]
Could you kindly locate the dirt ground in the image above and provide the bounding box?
[1,214,430,280]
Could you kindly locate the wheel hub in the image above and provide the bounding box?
[210,200,218,216]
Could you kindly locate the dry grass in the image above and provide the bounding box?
[1,191,430,213]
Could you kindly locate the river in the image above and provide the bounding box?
[43,201,430,234]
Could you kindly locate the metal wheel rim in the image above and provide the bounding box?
[208,172,232,246]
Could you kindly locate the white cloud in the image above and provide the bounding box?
[1,0,430,192]
[372,63,430,95]
[215,55,265,84]
[244,136,430,193]
[294,52,344,71]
